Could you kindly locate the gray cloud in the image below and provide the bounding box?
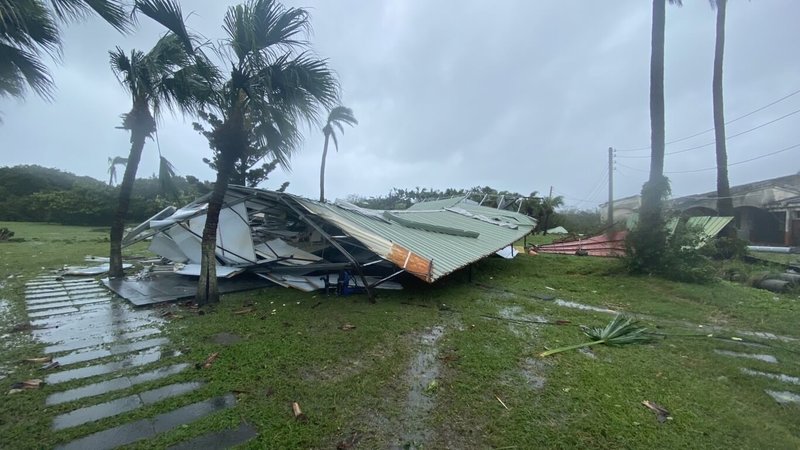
[2,0,799,208]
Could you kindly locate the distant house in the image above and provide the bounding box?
[600,172,800,245]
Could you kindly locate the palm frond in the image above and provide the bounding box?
[49,0,130,31]
[158,155,179,199]
[0,42,54,99]
[1,0,60,54]
[134,0,192,53]
[539,315,655,357]
[222,0,309,63]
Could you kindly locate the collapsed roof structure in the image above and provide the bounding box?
[120,186,537,301]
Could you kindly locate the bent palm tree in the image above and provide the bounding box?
[194,0,338,304]
[319,106,357,202]
[539,195,564,235]
[0,0,128,100]
[710,0,734,222]
[108,0,215,277]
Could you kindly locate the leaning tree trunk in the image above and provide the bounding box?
[319,132,330,202]
[109,107,154,278]
[713,0,734,222]
[196,156,234,305]
[634,0,670,271]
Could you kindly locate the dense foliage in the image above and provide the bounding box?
[0,165,210,226]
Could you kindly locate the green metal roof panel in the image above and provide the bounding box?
[297,199,536,281]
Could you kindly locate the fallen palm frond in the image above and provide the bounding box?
[539,315,655,357]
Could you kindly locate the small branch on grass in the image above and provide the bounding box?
[481,315,571,326]
[495,395,509,410]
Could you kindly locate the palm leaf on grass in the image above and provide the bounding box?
[539,315,655,357]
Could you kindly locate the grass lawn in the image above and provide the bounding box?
[1,221,799,449]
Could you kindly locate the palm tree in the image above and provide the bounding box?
[633,0,682,271]
[710,0,734,220]
[107,0,215,278]
[319,106,357,202]
[539,195,564,235]
[0,0,128,101]
[193,0,339,305]
[107,156,127,185]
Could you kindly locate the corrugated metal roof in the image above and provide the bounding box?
[686,216,733,243]
[406,196,469,211]
[297,197,536,281]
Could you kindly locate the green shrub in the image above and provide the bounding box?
[701,236,749,260]
[626,220,716,284]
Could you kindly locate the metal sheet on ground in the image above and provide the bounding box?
[103,272,272,306]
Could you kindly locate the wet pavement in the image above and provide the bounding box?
[22,274,257,449]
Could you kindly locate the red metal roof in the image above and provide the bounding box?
[537,230,627,257]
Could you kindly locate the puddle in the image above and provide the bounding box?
[733,330,797,343]
[554,299,617,315]
[714,350,778,364]
[211,332,242,346]
[496,306,547,337]
[765,390,800,405]
[740,368,800,385]
[520,358,547,389]
[578,347,597,359]
[399,326,444,448]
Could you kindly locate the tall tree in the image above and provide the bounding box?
[539,195,564,235]
[710,0,734,218]
[108,0,215,277]
[0,0,129,101]
[319,106,357,202]
[194,0,338,305]
[632,0,681,272]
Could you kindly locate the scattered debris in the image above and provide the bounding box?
[495,394,509,410]
[540,315,655,357]
[642,400,672,423]
[233,307,254,315]
[197,352,220,370]
[24,356,52,364]
[340,323,356,331]
[0,227,14,241]
[292,402,308,422]
[336,431,361,450]
[8,379,44,394]
[41,361,61,371]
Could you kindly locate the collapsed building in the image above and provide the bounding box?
[113,186,536,303]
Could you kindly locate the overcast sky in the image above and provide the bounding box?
[2,0,799,208]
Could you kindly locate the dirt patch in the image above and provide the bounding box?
[520,357,548,390]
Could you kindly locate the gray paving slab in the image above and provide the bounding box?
[31,304,160,329]
[28,302,110,319]
[27,297,110,312]
[45,328,162,354]
[46,348,162,384]
[56,338,168,366]
[47,363,190,405]
[55,394,237,450]
[167,422,259,450]
[26,293,107,305]
[52,382,203,430]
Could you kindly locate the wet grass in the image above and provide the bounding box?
[1,221,799,449]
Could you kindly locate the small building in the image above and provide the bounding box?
[600,172,800,245]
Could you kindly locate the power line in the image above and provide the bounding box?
[616,107,800,158]
[617,141,800,174]
[616,87,800,152]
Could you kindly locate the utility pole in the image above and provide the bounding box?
[607,147,614,224]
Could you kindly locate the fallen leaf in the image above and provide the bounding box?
[24,356,52,364]
[233,307,254,315]
[340,324,356,331]
[199,352,220,369]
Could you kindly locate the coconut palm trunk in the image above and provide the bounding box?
[319,133,330,202]
[109,105,155,278]
[712,0,734,219]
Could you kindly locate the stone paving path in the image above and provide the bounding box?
[24,274,257,449]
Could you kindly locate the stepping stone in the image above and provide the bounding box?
[47,363,190,405]
[714,350,778,364]
[52,382,203,430]
[26,297,110,312]
[55,394,237,450]
[741,368,800,385]
[167,422,258,450]
[55,338,168,366]
[45,328,162,354]
[46,348,163,384]
[765,390,800,405]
